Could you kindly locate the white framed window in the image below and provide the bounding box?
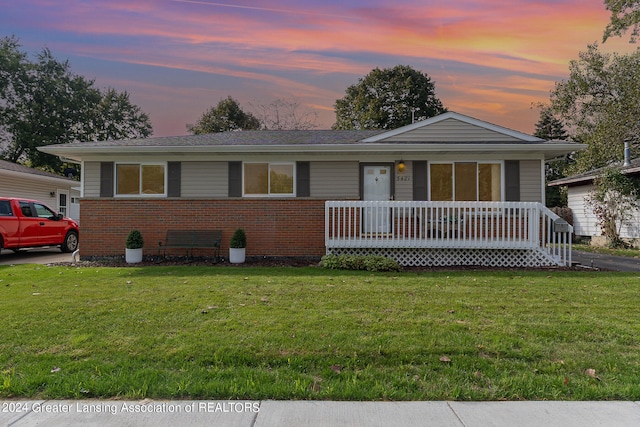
[243,162,295,196]
[115,163,166,196]
[429,162,502,201]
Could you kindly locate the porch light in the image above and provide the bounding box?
[397,160,406,173]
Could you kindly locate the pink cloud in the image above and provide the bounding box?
[7,0,637,135]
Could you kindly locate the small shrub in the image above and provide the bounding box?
[363,255,402,272]
[320,254,401,272]
[230,228,247,248]
[126,230,144,249]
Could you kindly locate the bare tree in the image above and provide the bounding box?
[250,97,318,130]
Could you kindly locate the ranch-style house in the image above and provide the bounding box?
[40,111,585,267]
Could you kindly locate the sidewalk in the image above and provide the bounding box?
[2,400,640,426]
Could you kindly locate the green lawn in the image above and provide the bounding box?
[573,243,640,258]
[1,264,640,401]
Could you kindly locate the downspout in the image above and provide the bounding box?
[624,138,631,167]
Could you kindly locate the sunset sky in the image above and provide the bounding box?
[1,0,636,137]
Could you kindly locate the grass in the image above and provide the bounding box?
[573,243,640,259]
[1,264,640,401]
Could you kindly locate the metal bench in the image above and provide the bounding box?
[158,229,222,261]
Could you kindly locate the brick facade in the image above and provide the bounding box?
[80,199,327,259]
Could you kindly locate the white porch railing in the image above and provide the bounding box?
[325,201,572,267]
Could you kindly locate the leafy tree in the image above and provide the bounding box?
[533,106,571,207]
[13,48,102,170]
[0,36,32,158]
[585,168,640,248]
[0,36,153,173]
[90,88,152,141]
[187,96,260,134]
[250,97,317,130]
[549,43,640,173]
[603,0,640,42]
[333,65,447,130]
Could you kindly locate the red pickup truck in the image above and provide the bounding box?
[0,197,79,254]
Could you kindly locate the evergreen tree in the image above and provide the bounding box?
[534,107,571,207]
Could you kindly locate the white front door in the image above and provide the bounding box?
[363,165,391,233]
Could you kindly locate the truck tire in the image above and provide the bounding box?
[61,231,79,253]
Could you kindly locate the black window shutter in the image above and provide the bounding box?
[100,162,114,197]
[296,161,310,197]
[228,161,242,197]
[505,160,520,201]
[167,162,181,197]
[412,161,428,201]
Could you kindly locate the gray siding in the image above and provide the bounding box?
[84,162,101,197]
[379,118,521,142]
[310,162,359,198]
[181,162,227,198]
[395,161,413,201]
[519,160,542,202]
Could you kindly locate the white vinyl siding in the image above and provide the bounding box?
[0,178,62,201]
[568,184,640,239]
[181,162,227,198]
[568,184,598,237]
[310,162,359,198]
[0,171,77,205]
[519,160,542,202]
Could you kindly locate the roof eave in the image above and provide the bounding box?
[40,142,586,161]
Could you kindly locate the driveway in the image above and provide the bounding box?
[0,248,76,265]
[571,250,640,272]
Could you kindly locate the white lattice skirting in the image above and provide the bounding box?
[326,248,559,267]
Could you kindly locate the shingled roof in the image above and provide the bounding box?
[39,112,586,162]
[0,159,75,182]
[58,130,385,148]
[549,158,640,187]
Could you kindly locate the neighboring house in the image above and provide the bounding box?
[40,111,584,266]
[0,160,80,221]
[548,158,640,243]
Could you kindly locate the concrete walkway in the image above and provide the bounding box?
[2,400,640,427]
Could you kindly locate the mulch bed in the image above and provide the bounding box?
[61,255,587,271]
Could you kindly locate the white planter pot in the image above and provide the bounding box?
[229,248,246,264]
[125,248,143,264]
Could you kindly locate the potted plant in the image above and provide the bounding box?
[125,229,144,264]
[229,228,246,264]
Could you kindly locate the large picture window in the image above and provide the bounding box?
[116,163,166,196]
[430,162,501,201]
[244,162,294,196]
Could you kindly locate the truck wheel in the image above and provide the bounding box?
[61,231,79,253]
